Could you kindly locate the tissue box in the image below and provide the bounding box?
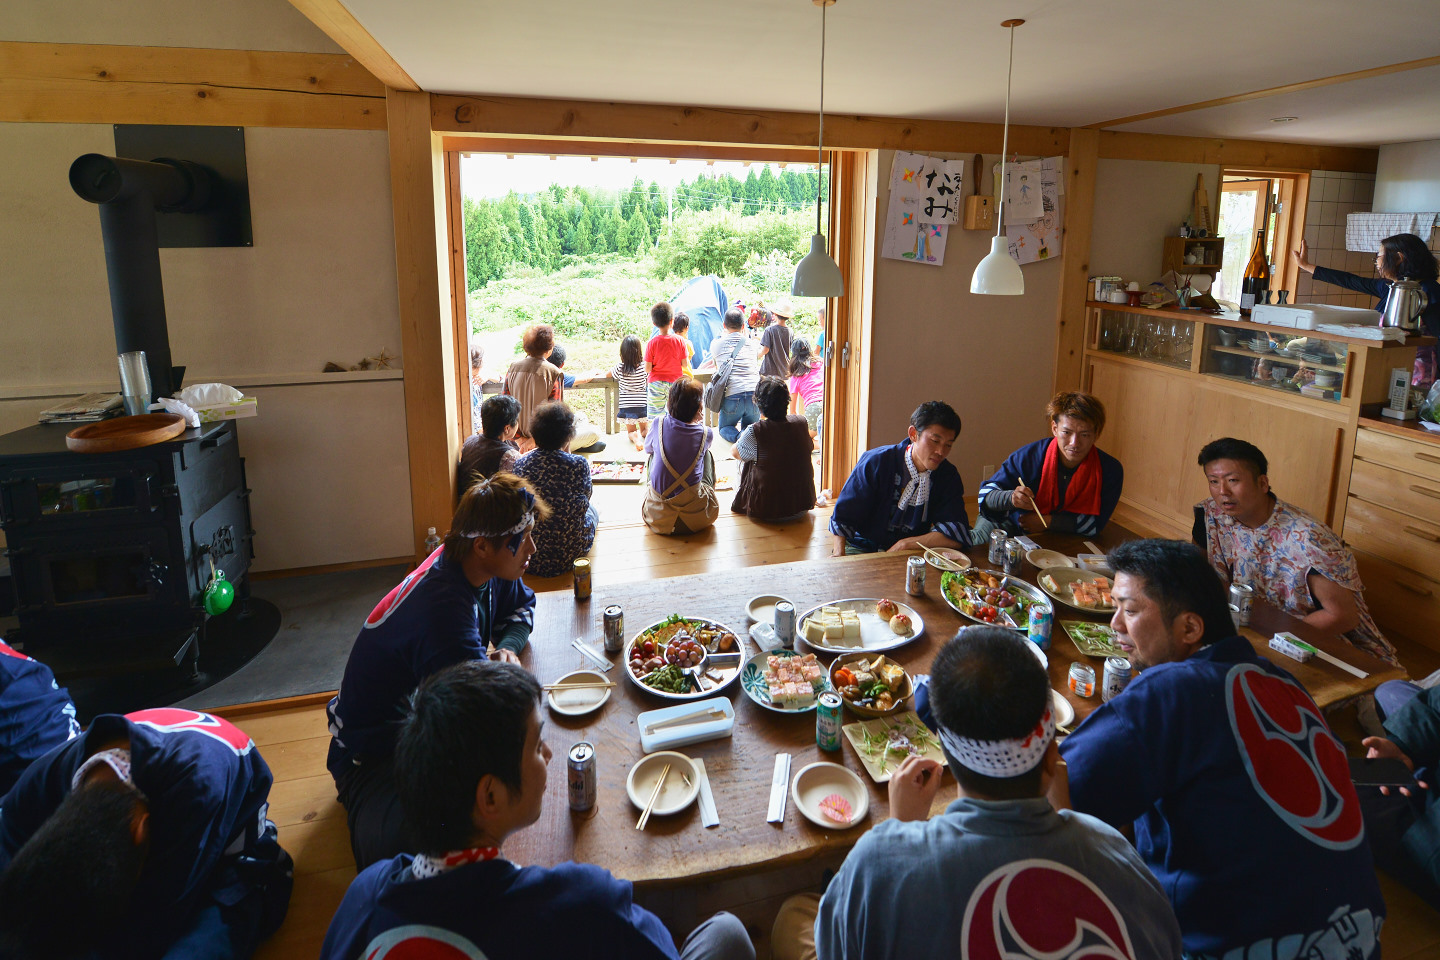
[193,397,258,423]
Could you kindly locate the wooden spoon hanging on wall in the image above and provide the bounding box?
[963,152,995,231]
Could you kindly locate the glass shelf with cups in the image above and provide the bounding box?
[1199,325,1350,403]
[1093,308,1195,370]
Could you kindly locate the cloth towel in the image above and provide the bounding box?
[1345,212,1439,253]
[1314,323,1408,342]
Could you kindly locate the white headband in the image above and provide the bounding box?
[937,705,1055,779]
[456,512,534,541]
[72,747,133,790]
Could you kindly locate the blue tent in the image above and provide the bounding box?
[670,275,729,367]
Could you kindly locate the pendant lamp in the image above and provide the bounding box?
[970,18,1026,296]
[792,0,844,298]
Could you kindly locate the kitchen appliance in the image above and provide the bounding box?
[1250,303,1377,330]
[1381,278,1429,332]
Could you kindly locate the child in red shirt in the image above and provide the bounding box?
[644,302,688,416]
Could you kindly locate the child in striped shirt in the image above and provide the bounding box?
[607,334,650,450]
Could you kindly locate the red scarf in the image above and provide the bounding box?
[1034,439,1102,517]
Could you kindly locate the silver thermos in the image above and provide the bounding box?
[1380,278,1429,332]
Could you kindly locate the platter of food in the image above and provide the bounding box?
[791,762,869,829]
[590,460,646,484]
[740,648,833,714]
[624,615,743,701]
[829,653,913,717]
[794,598,924,654]
[1038,567,1116,613]
[939,569,1052,632]
[841,712,947,783]
[1062,620,1127,658]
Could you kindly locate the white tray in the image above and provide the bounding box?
[795,598,925,654]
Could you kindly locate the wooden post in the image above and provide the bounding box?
[1053,127,1099,395]
[387,89,461,558]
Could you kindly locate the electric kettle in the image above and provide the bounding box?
[1381,278,1429,332]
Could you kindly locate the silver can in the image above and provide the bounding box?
[567,741,596,812]
[1229,582,1254,627]
[775,601,796,650]
[602,604,625,654]
[1102,657,1133,702]
[906,555,927,597]
[988,528,1008,565]
[1003,539,1025,576]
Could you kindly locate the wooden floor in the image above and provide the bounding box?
[232,502,1440,959]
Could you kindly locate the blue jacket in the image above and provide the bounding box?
[979,438,1123,537]
[0,641,78,797]
[829,439,970,551]
[327,549,535,776]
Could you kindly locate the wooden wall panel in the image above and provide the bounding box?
[1053,128,1099,394]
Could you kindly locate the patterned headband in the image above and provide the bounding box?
[457,487,538,554]
[937,705,1055,779]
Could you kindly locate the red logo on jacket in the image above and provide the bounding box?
[1225,662,1363,849]
[127,708,254,756]
[962,859,1137,960]
[361,925,486,959]
[365,548,443,629]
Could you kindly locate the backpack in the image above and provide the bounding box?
[702,337,747,414]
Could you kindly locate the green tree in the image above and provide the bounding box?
[462,197,506,290]
[602,204,625,254]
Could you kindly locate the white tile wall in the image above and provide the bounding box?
[1298,170,1378,308]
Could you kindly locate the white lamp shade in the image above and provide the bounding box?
[792,233,845,298]
[970,234,1024,295]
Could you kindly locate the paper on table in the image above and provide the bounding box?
[553,689,605,708]
[695,758,719,828]
[767,753,791,823]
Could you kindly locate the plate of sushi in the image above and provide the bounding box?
[794,598,924,654]
[740,648,833,713]
[1038,567,1116,613]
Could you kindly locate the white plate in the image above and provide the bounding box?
[1051,688,1075,728]
[791,761,869,829]
[625,751,700,817]
[546,670,611,716]
[1025,549,1075,569]
[796,598,925,654]
[1037,567,1117,614]
[747,594,791,622]
[841,712,948,783]
[923,548,972,572]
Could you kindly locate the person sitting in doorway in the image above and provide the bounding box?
[730,377,815,523]
[1058,539,1385,957]
[456,394,521,497]
[700,309,762,444]
[319,660,754,960]
[757,300,793,380]
[0,708,292,960]
[512,402,598,578]
[326,475,544,869]
[545,343,605,454]
[642,378,718,536]
[469,344,503,433]
[1192,437,1397,665]
[770,626,1181,960]
[975,391,1123,543]
[502,323,564,452]
[828,401,971,556]
[0,640,79,798]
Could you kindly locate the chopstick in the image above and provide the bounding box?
[543,680,616,691]
[571,639,613,672]
[1018,480,1049,530]
[1084,541,1103,556]
[636,763,671,830]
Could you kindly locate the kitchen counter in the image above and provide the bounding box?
[1358,404,1440,447]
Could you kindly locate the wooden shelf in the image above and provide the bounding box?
[1208,344,1348,374]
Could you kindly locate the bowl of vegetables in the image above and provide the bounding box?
[830,653,913,718]
[939,568,1051,633]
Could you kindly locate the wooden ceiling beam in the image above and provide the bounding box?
[287,0,420,92]
[1087,54,1440,130]
[1097,130,1378,173]
[440,135,821,164]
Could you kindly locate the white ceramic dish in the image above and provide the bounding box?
[841,712,948,783]
[747,594,791,623]
[625,751,700,817]
[791,761,869,829]
[923,548,972,572]
[1050,688,1076,728]
[546,669,612,717]
[795,598,925,654]
[1025,548,1075,569]
[741,648,833,714]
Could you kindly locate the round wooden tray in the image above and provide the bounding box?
[66,413,187,453]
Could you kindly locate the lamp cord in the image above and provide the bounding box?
[996,22,1014,240]
[817,1,826,237]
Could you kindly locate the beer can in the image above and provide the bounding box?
[1068,662,1096,698]
[988,529,1008,565]
[1003,539,1025,576]
[816,692,843,751]
[775,601,796,650]
[567,741,596,812]
[906,555,927,597]
[1229,582,1253,627]
[572,558,592,600]
[1028,606,1053,650]
[602,604,625,654]
[1102,656,1132,702]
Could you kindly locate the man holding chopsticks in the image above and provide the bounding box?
[975,392,1124,542]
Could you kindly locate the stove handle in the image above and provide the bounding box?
[145,560,167,589]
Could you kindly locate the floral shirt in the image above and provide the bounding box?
[1198,497,1396,665]
[514,449,596,578]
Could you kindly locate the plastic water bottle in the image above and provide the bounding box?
[423,526,442,556]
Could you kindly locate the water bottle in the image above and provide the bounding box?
[423,526,442,556]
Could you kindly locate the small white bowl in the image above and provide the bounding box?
[1025,549,1075,570]
[625,751,700,817]
[546,669,612,717]
[791,761,869,829]
[747,595,791,623]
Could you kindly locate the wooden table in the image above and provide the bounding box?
[509,526,1405,888]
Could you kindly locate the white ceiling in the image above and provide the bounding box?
[340,0,1440,147]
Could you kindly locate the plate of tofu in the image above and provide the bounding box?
[795,598,926,654]
[740,649,834,713]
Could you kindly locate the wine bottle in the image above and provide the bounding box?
[1239,228,1270,317]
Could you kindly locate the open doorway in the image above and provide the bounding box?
[1217,169,1309,304]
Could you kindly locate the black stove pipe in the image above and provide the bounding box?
[68,154,213,401]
